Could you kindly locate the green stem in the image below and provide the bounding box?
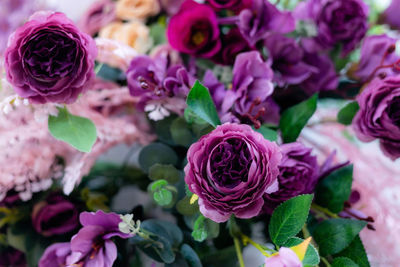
[234,237,245,267]
[311,203,339,218]
[321,256,332,267]
[241,234,273,257]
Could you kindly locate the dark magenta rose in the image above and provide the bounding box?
[207,0,251,12]
[295,0,368,56]
[212,27,254,65]
[0,247,26,267]
[353,76,400,160]
[383,0,400,30]
[263,142,319,214]
[4,11,97,104]
[184,123,281,222]
[167,0,221,58]
[32,194,79,237]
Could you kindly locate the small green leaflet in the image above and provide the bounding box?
[186,81,221,128]
[337,101,359,125]
[48,107,97,153]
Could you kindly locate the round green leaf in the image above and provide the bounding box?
[180,244,203,267]
[154,188,173,206]
[139,143,178,172]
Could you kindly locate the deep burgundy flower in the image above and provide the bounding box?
[353,76,400,160]
[0,247,26,267]
[32,194,79,237]
[4,11,97,104]
[78,0,116,36]
[295,0,368,56]
[207,0,251,12]
[212,27,254,65]
[263,142,319,214]
[354,35,400,83]
[167,0,221,58]
[237,0,295,46]
[264,33,317,87]
[184,123,281,222]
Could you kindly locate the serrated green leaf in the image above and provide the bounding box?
[139,143,178,172]
[256,125,278,141]
[315,165,353,213]
[279,94,317,143]
[332,257,359,267]
[313,218,367,256]
[186,81,221,127]
[269,194,313,246]
[180,244,203,267]
[337,102,359,125]
[48,107,97,152]
[335,235,370,267]
[284,237,320,266]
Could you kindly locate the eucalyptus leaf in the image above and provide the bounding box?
[269,194,313,246]
[279,94,317,143]
[149,164,182,184]
[180,244,203,267]
[170,117,195,147]
[139,143,178,172]
[176,196,199,216]
[48,107,97,153]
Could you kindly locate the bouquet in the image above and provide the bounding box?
[0,0,399,266]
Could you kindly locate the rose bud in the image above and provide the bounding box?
[4,11,97,104]
[32,194,79,237]
[184,123,281,223]
[167,0,221,58]
[353,76,400,160]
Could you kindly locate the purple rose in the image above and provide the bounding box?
[383,0,400,30]
[4,11,97,104]
[167,0,221,58]
[32,194,79,237]
[238,0,295,46]
[221,51,275,127]
[353,77,400,160]
[264,33,317,87]
[300,52,338,95]
[0,247,26,267]
[78,0,116,36]
[39,211,132,267]
[354,35,400,83]
[263,142,319,214]
[295,0,368,56]
[212,27,254,65]
[207,0,251,12]
[184,123,281,222]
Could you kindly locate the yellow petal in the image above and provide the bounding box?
[290,237,312,261]
[190,194,199,204]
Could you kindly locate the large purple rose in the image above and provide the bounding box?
[353,76,400,160]
[354,35,400,83]
[167,0,221,58]
[32,194,79,237]
[184,123,281,222]
[4,11,97,104]
[383,0,400,30]
[263,142,319,214]
[295,0,368,56]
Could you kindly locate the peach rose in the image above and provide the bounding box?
[99,21,151,53]
[116,0,160,20]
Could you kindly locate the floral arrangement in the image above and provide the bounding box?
[0,0,400,266]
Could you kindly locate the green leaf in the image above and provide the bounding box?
[335,235,370,267]
[176,196,199,216]
[279,94,317,143]
[48,107,97,152]
[256,125,278,141]
[149,164,182,184]
[180,244,203,267]
[150,23,167,46]
[337,102,359,125]
[313,218,367,256]
[284,237,320,266]
[332,257,359,267]
[139,143,178,172]
[170,117,195,147]
[192,216,207,242]
[269,194,313,246]
[154,188,173,206]
[186,80,221,127]
[315,165,353,213]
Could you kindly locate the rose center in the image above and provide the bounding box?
[388,96,400,128]
[210,138,251,188]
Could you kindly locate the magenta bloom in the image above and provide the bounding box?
[207,0,251,12]
[263,142,319,214]
[0,247,26,267]
[32,194,79,237]
[295,0,368,56]
[264,33,317,87]
[238,0,295,46]
[384,0,400,29]
[355,35,400,82]
[4,11,97,104]
[39,211,132,267]
[167,0,221,58]
[353,77,400,160]
[264,247,302,267]
[78,0,116,36]
[184,123,281,222]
